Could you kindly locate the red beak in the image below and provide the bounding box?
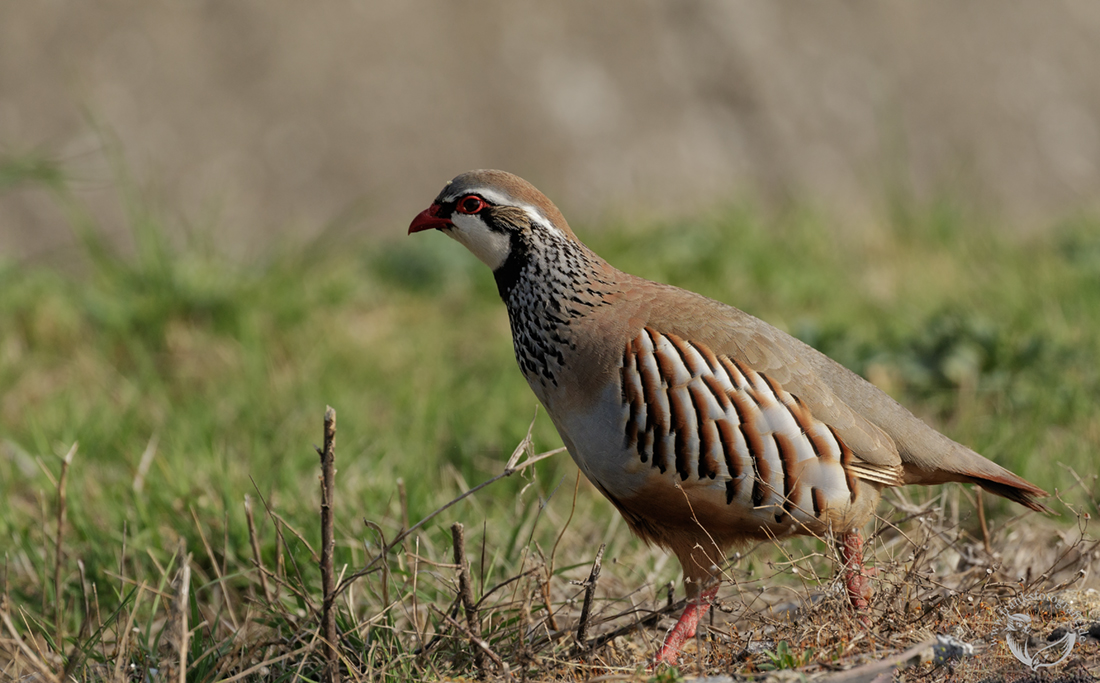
[408,203,452,234]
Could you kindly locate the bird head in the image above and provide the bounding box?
[408,170,578,271]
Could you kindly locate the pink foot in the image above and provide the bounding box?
[653,584,719,666]
[839,530,874,613]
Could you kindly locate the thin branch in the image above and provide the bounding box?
[575,543,605,652]
[557,597,683,657]
[451,523,487,678]
[318,406,340,683]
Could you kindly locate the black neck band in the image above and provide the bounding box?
[492,233,528,300]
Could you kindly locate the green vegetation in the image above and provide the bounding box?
[1,153,1098,680]
[760,640,812,671]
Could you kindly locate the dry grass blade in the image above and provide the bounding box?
[112,584,146,683]
[189,504,240,630]
[0,596,60,683]
[60,559,92,681]
[334,444,566,599]
[820,639,941,682]
[131,433,158,494]
[217,644,316,683]
[53,441,77,647]
[245,494,275,603]
[270,510,319,562]
[430,605,514,682]
[161,552,192,683]
[397,478,410,533]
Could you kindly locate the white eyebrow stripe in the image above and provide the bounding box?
[446,187,512,206]
[521,206,564,238]
[442,186,564,239]
[441,186,511,206]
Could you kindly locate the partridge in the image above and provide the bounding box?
[408,170,1049,665]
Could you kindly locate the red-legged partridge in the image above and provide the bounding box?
[409,170,1049,665]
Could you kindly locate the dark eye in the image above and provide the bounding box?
[455,195,487,215]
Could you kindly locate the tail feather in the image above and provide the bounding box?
[973,477,1052,514]
[902,456,1052,514]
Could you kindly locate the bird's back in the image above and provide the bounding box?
[549,265,1047,515]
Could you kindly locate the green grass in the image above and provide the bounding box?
[1,152,1098,680]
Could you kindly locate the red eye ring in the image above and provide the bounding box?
[455,195,487,215]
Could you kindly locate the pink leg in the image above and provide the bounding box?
[839,530,873,612]
[653,584,720,666]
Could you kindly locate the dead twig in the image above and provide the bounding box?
[452,522,487,678]
[819,638,965,682]
[317,406,340,683]
[548,593,687,656]
[575,543,605,652]
[413,594,462,656]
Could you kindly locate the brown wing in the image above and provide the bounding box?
[619,326,904,524]
[603,272,1049,512]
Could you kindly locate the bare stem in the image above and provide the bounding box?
[318,406,340,683]
[575,543,605,651]
[452,522,487,678]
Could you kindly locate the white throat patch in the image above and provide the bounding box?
[448,213,511,270]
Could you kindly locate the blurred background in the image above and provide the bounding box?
[4,0,1100,259]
